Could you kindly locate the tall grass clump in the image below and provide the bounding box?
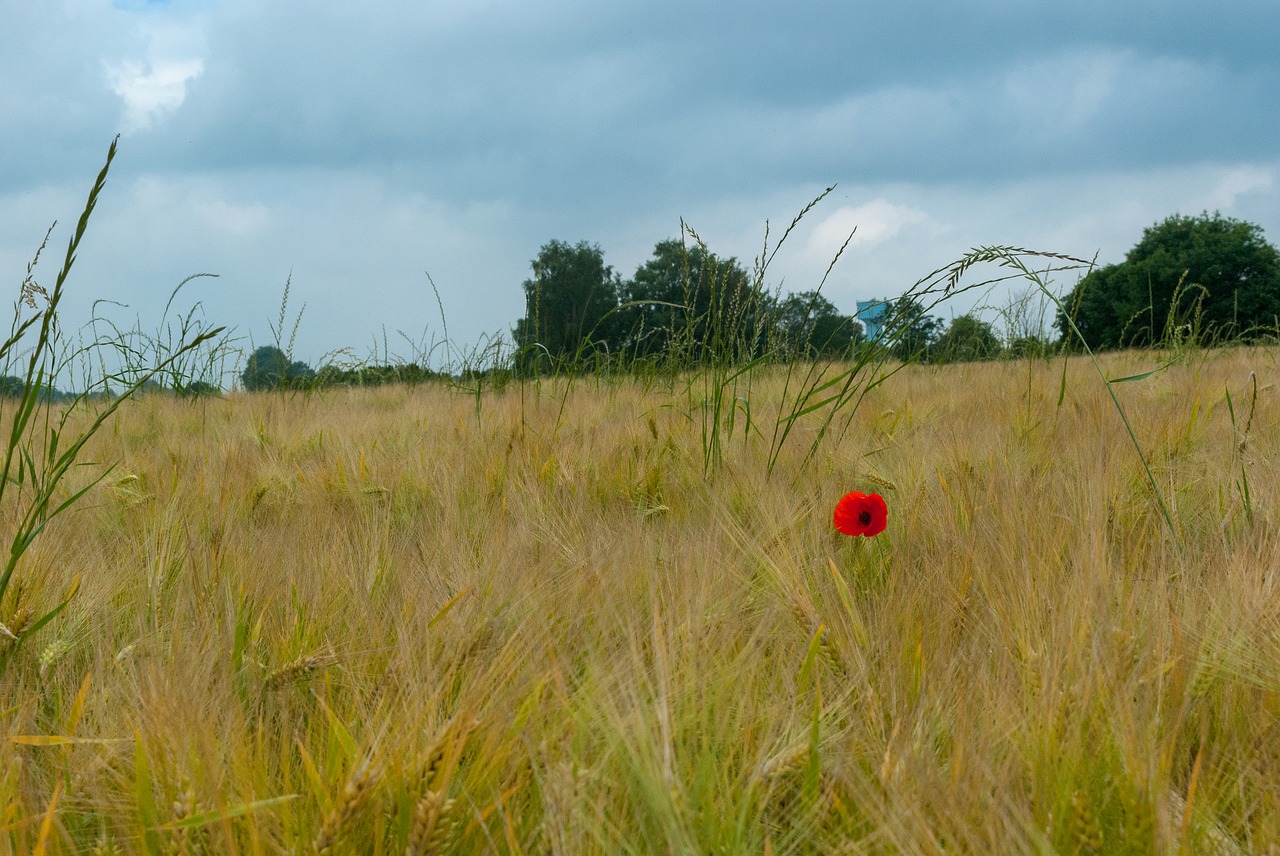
[87,271,238,396]
[0,137,223,674]
[662,190,1096,486]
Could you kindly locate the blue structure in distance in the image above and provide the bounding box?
[855,300,890,341]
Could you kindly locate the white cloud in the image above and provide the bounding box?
[106,56,204,133]
[805,199,929,261]
[104,9,208,134]
[1201,166,1275,211]
[193,196,269,236]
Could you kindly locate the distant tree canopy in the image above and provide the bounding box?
[617,239,772,364]
[172,380,221,398]
[933,314,1002,363]
[513,237,863,372]
[614,239,736,359]
[240,345,315,391]
[878,296,944,362]
[0,373,78,402]
[775,291,863,359]
[513,240,619,371]
[1058,212,1280,349]
[314,363,439,388]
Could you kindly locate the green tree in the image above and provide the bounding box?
[614,238,768,364]
[878,295,943,362]
[240,345,314,390]
[177,380,222,398]
[313,362,438,388]
[1058,212,1280,349]
[774,291,861,359]
[1006,335,1053,359]
[613,239,700,359]
[933,314,1002,362]
[514,240,619,372]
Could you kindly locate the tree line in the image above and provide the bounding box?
[511,238,866,373]
[509,211,1280,374]
[222,210,1280,392]
[505,236,1034,374]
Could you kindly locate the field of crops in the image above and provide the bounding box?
[2,348,1278,854]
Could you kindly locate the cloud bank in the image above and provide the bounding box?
[2,0,1277,365]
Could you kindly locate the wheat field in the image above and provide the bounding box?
[1,347,1278,854]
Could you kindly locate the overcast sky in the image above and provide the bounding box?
[4,0,1278,371]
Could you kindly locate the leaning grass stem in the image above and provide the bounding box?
[994,249,1182,542]
[1224,371,1258,525]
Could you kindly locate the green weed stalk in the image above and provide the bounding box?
[0,137,225,673]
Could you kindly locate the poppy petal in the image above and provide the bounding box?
[833,491,888,537]
[862,492,888,536]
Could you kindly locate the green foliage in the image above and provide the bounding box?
[314,362,439,388]
[879,295,943,362]
[773,290,862,360]
[240,345,315,391]
[1006,334,1054,359]
[611,238,698,358]
[933,313,1002,363]
[0,375,25,397]
[506,201,864,381]
[514,236,783,375]
[613,238,769,366]
[1058,211,1280,349]
[177,380,222,398]
[513,240,619,372]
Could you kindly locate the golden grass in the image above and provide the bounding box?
[2,348,1279,853]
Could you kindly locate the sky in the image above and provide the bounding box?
[3,0,1278,374]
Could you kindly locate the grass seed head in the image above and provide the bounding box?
[405,789,456,856]
[263,649,339,692]
[314,760,380,855]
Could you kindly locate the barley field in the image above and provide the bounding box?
[2,348,1278,854]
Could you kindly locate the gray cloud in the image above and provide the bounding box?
[108,1,1280,183]
[2,0,1277,366]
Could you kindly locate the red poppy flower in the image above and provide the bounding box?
[833,491,888,537]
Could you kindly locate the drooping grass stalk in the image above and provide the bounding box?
[766,241,1092,480]
[88,271,239,395]
[988,247,1182,541]
[1224,371,1258,525]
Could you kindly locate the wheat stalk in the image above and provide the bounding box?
[405,789,457,856]
[314,759,380,855]
[263,649,339,692]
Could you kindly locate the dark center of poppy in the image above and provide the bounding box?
[858,510,872,526]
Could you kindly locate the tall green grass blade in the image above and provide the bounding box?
[1107,356,1181,384]
[134,732,163,855]
[798,624,825,690]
